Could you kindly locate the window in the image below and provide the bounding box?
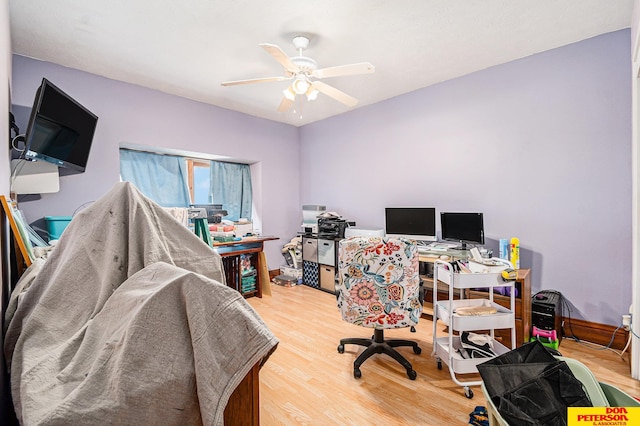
[120,148,253,221]
[119,149,190,207]
[187,159,211,204]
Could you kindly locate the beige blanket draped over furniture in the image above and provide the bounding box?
[4,182,278,425]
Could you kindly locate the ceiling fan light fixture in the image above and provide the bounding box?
[292,76,310,94]
[306,86,319,101]
[283,86,296,101]
[222,35,375,114]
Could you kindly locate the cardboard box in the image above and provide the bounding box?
[234,221,253,237]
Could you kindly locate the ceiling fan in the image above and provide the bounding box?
[221,36,375,112]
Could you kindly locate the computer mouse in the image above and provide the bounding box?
[439,255,451,261]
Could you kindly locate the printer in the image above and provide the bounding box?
[318,217,354,239]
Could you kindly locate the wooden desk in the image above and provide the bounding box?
[213,236,279,298]
[419,252,468,314]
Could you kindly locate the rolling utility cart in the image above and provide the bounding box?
[431,259,516,399]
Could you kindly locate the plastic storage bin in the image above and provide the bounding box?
[45,216,72,240]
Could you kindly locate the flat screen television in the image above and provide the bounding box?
[440,212,484,250]
[24,78,98,174]
[384,207,437,242]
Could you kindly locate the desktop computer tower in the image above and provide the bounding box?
[531,291,563,346]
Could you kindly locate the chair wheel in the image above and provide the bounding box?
[410,326,416,333]
[437,361,442,370]
[353,367,362,379]
[337,344,344,354]
[413,346,422,355]
[464,387,474,399]
[407,369,417,380]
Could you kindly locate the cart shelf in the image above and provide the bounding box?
[435,299,514,330]
[434,336,511,375]
[432,259,516,399]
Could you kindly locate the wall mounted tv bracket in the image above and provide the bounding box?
[9,112,23,147]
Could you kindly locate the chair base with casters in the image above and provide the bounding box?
[337,328,421,380]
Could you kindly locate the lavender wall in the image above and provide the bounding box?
[1,0,10,195]
[10,30,632,325]
[10,55,300,267]
[299,30,632,326]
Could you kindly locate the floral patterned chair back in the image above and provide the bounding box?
[337,236,422,330]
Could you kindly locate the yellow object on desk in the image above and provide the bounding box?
[501,268,517,280]
[510,237,520,269]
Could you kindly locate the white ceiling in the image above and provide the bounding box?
[8,1,634,127]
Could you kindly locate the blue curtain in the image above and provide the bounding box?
[119,149,190,207]
[210,161,252,221]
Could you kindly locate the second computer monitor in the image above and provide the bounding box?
[440,212,484,250]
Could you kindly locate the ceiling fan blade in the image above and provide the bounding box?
[260,43,300,74]
[277,97,294,112]
[312,62,375,79]
[310,81,358,107]
[221,76,290,86]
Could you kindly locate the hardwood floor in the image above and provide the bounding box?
[247,284,640,425]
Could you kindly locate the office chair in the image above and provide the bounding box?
[336,236,423,380]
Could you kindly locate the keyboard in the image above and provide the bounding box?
[417,247,439,257]
[418,241,458,252]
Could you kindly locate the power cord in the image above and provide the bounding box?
[73,201,96,216]
[11,134,26,152]
[534,289,628,358]
[9,133,30,193]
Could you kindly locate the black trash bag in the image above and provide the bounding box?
[477,340,592,426]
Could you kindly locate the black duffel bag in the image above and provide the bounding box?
[477,340,592,426]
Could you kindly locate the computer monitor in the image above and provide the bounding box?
[440,212,484,250]
[384,207,437,242]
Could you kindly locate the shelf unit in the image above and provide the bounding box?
[215,241,264,298]
[420,254,531,347]
[432,260,516,399]
[301,234,340,293]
